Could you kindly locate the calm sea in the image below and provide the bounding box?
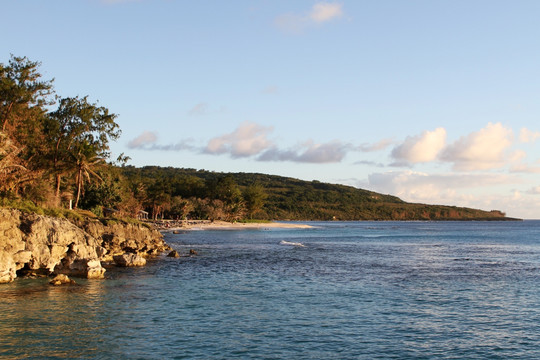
[2,221,540,359]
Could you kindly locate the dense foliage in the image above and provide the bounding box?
[0,55,124,212]
[120,166,514,221]
[0,55,515,221]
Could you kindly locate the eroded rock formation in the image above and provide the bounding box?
[0,209,169,283]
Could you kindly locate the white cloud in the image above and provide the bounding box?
[309,3,343,23]
[527,186,540,195]
[204,121,274,158]
[357,138,394,152]
[151,140,194,152]
[354,160,385,168]
[275,2,343,33]
[510,164,540,173]
[365,170,523,215]
[127,131,194,151]
[509,150,527,163]
[127,131,158,149]
[519,128,540,143]
[440,122,513,171]
[368,170,516,194]
[296,140,349,163]
[391,128,446,164]
[258,140,349,163]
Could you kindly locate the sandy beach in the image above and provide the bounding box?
[156,220,313,231]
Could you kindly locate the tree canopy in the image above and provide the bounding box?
[0,55,120,209]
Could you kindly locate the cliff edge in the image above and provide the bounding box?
[0,208,169,283]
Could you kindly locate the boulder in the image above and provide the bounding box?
[113,253,147,267]
[49,274,76,285]
[167,250,180,258]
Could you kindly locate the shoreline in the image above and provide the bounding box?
[154,220,313,231]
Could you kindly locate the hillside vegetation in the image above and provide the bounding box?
[121,166,517,221]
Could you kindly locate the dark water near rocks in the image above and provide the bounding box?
[2,221,540,359]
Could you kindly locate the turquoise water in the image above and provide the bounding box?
[2,221,540,359]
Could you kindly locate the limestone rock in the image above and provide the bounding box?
[49,274,76,285]
[167,250,180,258]
[86,260,106,279]
[0,252,16,283]
[80,220,167,260]
[113,253,147,267]
[12,250,32,270]
[0,209,106,281]
[0,208,168,283]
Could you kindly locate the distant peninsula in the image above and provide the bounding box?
[121,166,520,222]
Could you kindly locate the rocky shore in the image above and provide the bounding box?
[0,208,170,284]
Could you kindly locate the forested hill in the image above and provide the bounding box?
[121,166,518,221]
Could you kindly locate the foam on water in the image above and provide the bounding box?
[279,240,305,247]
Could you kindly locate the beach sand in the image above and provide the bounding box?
[157,220,312,231]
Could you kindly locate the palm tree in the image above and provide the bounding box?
[71,144,103,208]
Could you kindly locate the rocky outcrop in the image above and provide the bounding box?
[78,219,168,261]
[0,209,168,283]
[113,253,147,267]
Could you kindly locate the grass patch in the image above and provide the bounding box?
[237,219,273,224]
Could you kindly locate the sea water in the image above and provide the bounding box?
[2,221,540,359]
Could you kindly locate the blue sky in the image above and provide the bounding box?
[3,0,540,218]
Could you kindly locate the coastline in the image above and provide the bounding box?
[155,220,313,231]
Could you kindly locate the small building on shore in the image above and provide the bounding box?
[137,210,149,220]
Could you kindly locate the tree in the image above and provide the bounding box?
[71,143,104,208]
[0,55,54,135]
[0,131,31,193]
[0,56,53,192]
[208,175,245,221]
[46,96,120,203]
[145,180,172,220]
[243,183,267,219]
[78,168,124,211]
[169,196,194,220]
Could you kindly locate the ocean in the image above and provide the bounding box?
[2,221,540,359]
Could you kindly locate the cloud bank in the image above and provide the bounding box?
[391,128,446,164]
[258,140,350,163]
[127,131,158,149]
[204,121,274,158]
[440,122,513,171]
[127,121,534,172]
[357,138,394,152]
[387,122,517,171]
[127,131,193,151]
[520,128,540,143]
[367,170,519,205]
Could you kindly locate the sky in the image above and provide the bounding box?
[2,0,540,219]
